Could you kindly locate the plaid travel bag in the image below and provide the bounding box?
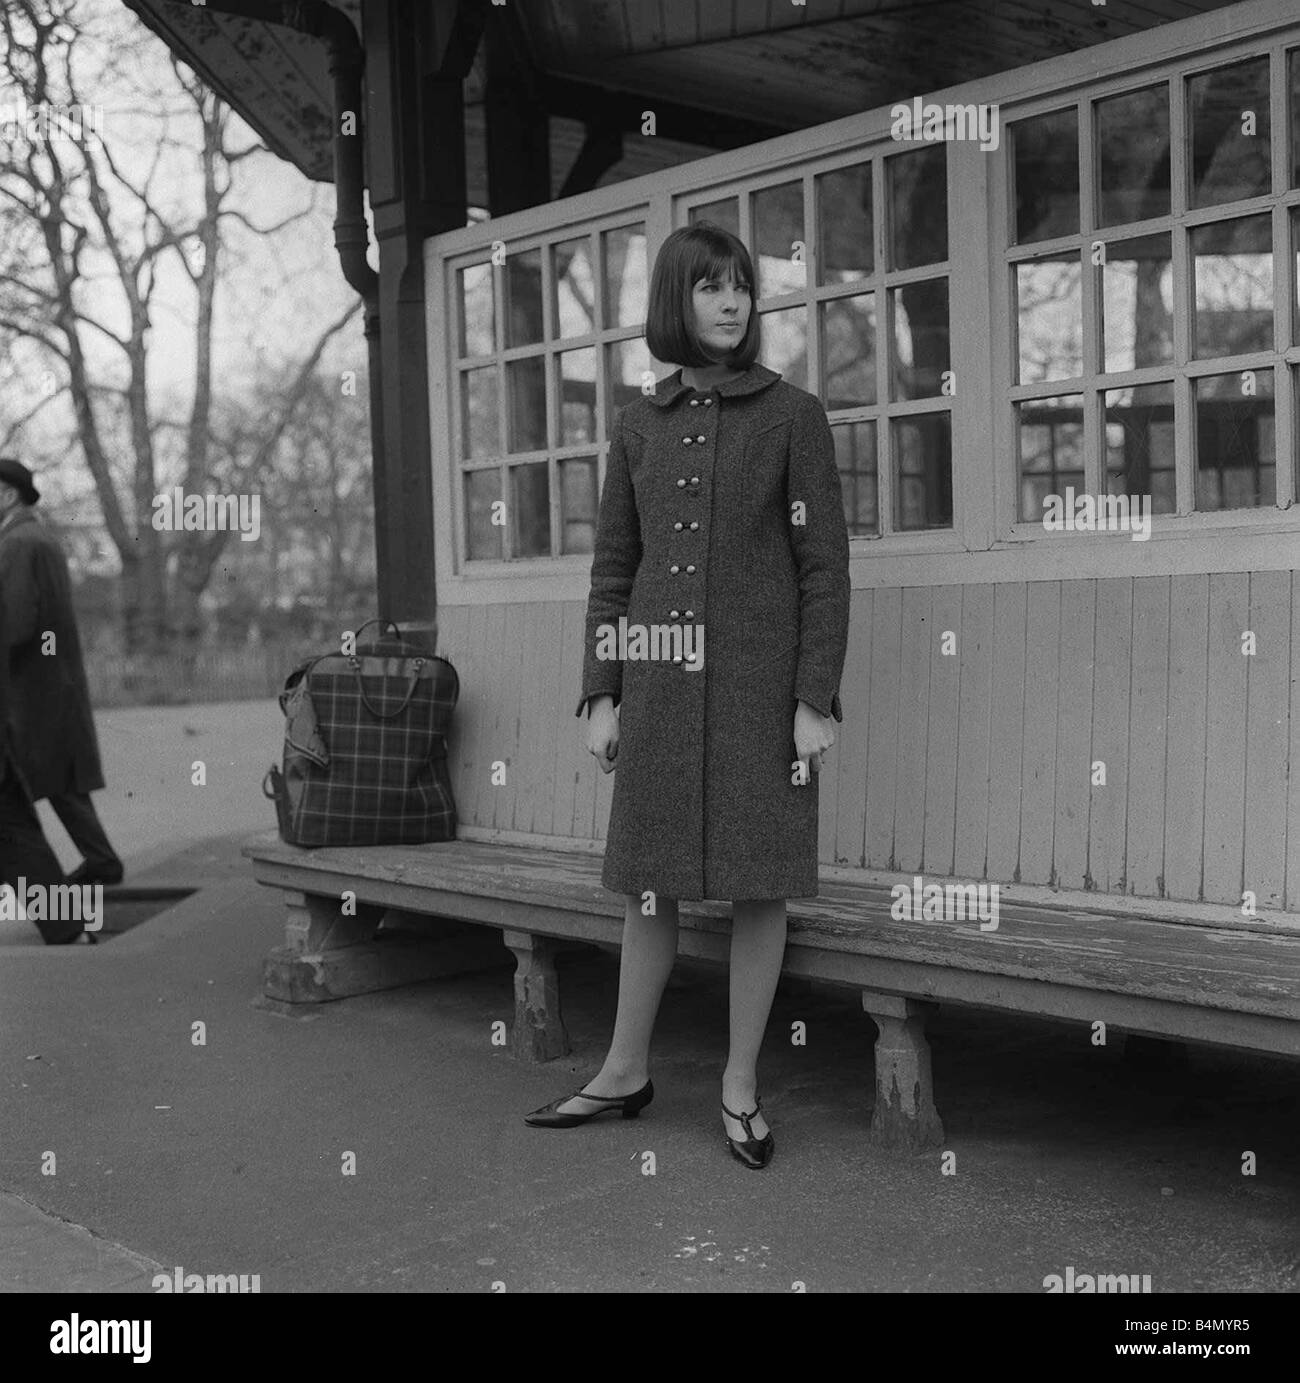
[262,619,459,847]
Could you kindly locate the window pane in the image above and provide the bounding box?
[833,421,878,536]
[1189,58,1271,209]
[1195,369,1275,511]
[1011,108,1079,244]
[459,262,495,356]
[1096,86,1170,226]
[1102,233,1174,373]
[1016,394,1084,523]
[559,456,598,555]
[557,347,596,445]
[888,145,946,269]
[891,278,950,401]
[1292,49,1300,187]
[759,307,808,390]
[1191,214,1273,359]
[1016,254,1083,383]
[607,338,651,425]
[603,224,647,328]
[506,356,547,453]
[504,247,544,348]
[893,413,952,530]
[1105,383,1176,515]
[464,468,502,560]
[511,462,551,557]
[690,198,739,236]
[460,366,500,459]
[821,294,875,408]
[753,181,806,297]
[554,237,596,338]
[817,163,872,282]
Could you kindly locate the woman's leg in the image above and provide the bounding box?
[554,893,679,1113]
[721,898,788,1141]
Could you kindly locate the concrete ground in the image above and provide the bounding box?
[2,702,1299,1293]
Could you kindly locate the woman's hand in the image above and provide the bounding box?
[586,695,620,774]
[794,699,835,776]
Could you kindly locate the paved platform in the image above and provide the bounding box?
[2,830,1299,1293]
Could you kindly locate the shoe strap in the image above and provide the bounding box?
[721,1098,762,1139]
[565,1088,630,1104]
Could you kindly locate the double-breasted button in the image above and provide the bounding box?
[703,398,714,407]
[689,399,700,407]
[690,521,699,531]
[686,564,696,574]
[676,478,687,487]
[690,476,699,485]
[674,522,683,531]
[670,564,680,574]
[670,609,680,619]
[682,436,693,445]
[672,654,683,663]
[695,435,706,443]
[685,652,697,662]
[684,610,695,619]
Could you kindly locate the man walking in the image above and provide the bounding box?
[0,458,123,887]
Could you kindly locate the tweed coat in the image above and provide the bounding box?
[575,361,850,901]
[0,507,105,800]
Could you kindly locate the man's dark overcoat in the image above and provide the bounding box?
[576,362,851,901]
[0,507,105,800]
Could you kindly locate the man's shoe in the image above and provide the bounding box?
[66,861,124,886]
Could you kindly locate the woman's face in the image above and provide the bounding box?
[691,268,751,361]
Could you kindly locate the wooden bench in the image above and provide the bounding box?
[241,831,1300,1150]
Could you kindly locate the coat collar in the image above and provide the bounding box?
[0,505,38,538]
[647,362,782,408]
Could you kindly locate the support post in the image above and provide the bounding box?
[862,991,945,1151]
[501,928,570,1061]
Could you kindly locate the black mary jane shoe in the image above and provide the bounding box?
[722,1097,775,1170]
[524,1078,654,1128]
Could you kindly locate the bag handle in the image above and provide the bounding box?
[352,617,405,646]
[350,654,426,719]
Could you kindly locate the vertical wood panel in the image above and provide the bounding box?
[953,583,995,879]
[469,603,507,828]
[1164,575,1209,901]
[493,604,527,830]
[1088,578,1132,893]
[1243,570,1291,909]
[1287,572,1300,908]
[893,587,933,873]
[437,605,470,820]
[1125,577,1170,897]
[922,585,963,876]
[1019,582,1061,885]
[817,633,844,864]
[1054,580,1095,891]
[458,603,494,829]
[528,602,566,836]
[512,606,546,833]
[554,601,586,836]
[985,583,1027,883]
[1202,573,1249,905]
[865,587,902,869]
[835,589,873,868]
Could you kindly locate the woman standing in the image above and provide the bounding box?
[524,223,850,1168]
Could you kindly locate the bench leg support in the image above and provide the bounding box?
[862,992,945,1151]
[502,929,570,1062]
[263,891,506,1003]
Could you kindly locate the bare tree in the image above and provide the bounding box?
[0,0,362,652]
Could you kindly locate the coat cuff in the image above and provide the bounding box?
[575,688,621,719]
[796,689,843,723]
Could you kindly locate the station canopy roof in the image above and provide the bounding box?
[123,0,1250,208]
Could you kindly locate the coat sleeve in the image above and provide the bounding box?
[0,532,41,649]
[786,394,850,723]
[575,409,642,718]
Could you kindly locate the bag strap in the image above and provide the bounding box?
[350,654,426,719]
[352,617,406,647]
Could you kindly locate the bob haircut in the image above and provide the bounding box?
[645,222,761,370]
